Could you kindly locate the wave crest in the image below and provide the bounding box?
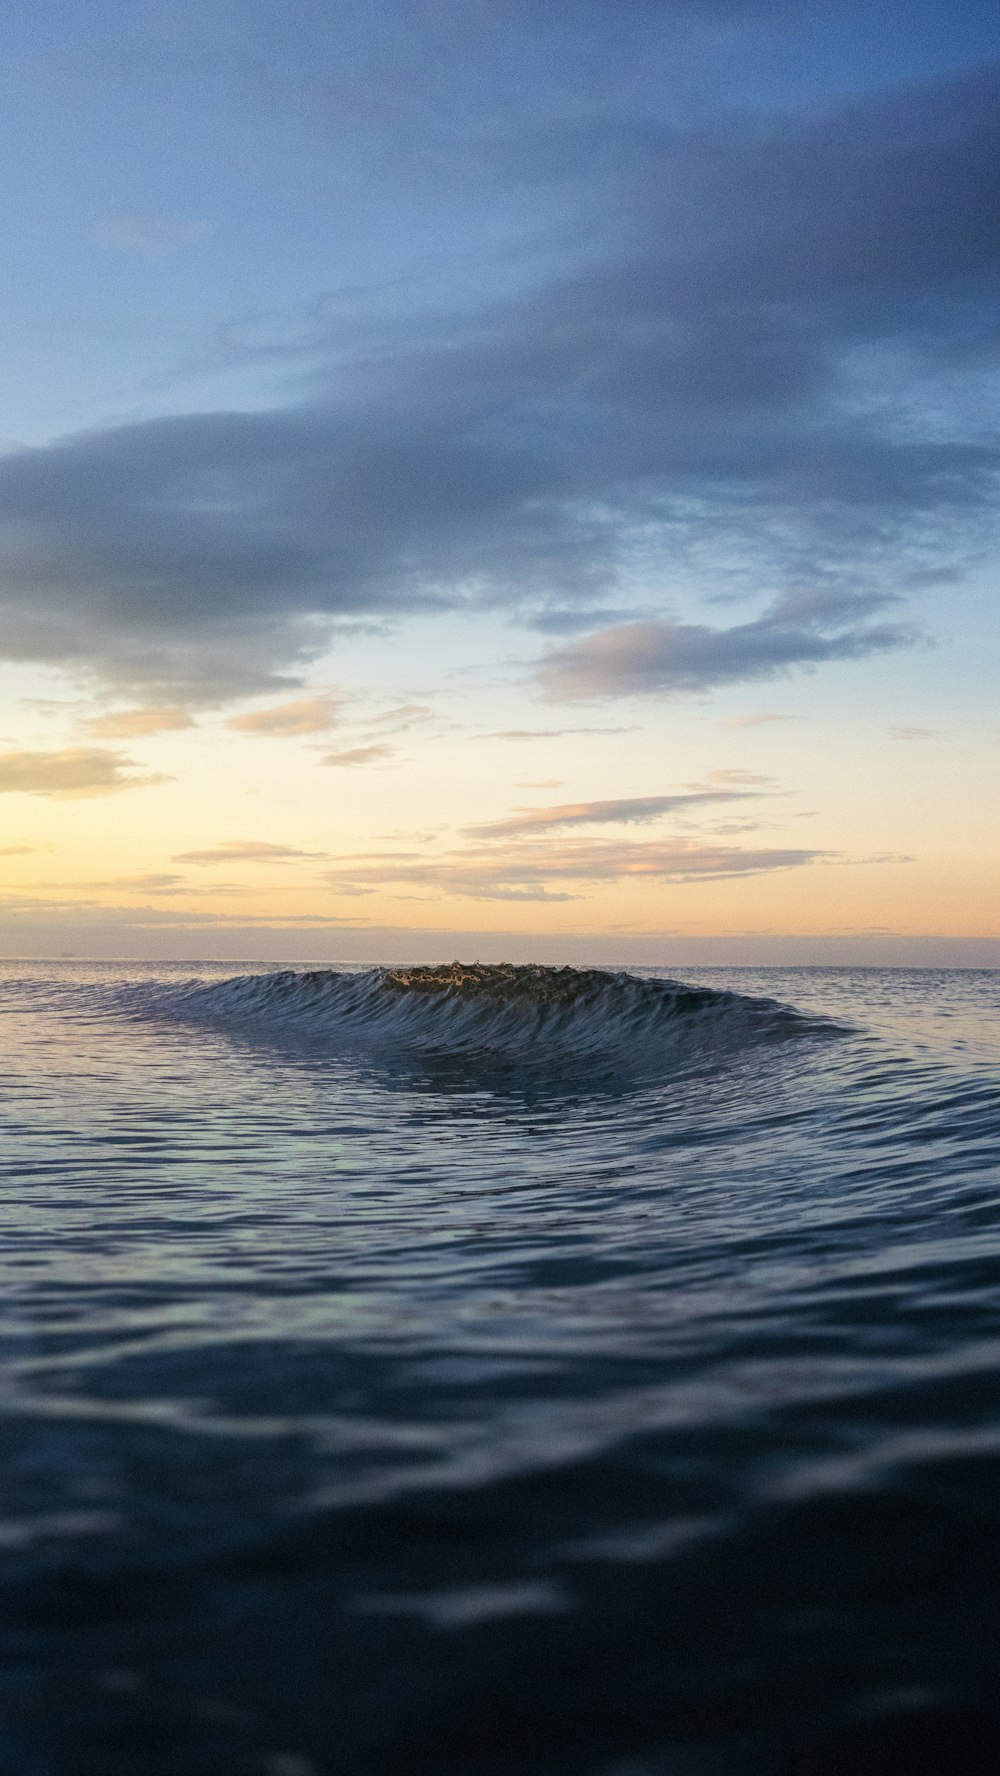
[153,963,826,1074]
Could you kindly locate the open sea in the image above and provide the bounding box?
[1,959,999,1776]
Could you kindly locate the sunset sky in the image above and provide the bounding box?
[1,0,997,963]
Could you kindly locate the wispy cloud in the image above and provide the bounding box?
[320,743,395,767]
[103,873,187,891]
[720,713,798,729]
[226,695,341,736]
[369,704,435,732]
[0,892,358,930]
[887,725,943,740]
[174,841,328,865]
[0,749,167,798]
[324,834,825,902]
[61,873,247,897]
[465,790,760,840]
[704,769,775,787]
[487,728,635,740]
[84,706,196,738]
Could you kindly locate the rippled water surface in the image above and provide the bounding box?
[1,962,999,1774]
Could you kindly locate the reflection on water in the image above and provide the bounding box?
[1,963,999,1773]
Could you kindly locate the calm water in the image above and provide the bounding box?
[1,961,999,1775]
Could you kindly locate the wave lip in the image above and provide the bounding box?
[155,962,828,1072]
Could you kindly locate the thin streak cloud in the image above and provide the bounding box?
[174,841,328,865]
[324,835,826,901]
[720,713,798,729]
[465,790,760,839]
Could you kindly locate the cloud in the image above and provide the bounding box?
[225,695,341,735]
[719,712,798,729]
[0,845,35,856]
[0,748,167,798]
[105,873,187,891]
[123,875,240,895]
[174,841,328,865]
[320,743,395,766]
[84,706,196,737]
[324,834,826,901]
[0,892,358,931]
[0,61,996,699]
[62,873,248,897]
[487,727,636,740]
[465,789,760,839]
[888,724,942,739]
[370,704,435,731]
[95,213,212,258]
[537,593,914,699]
[704,768,774,785]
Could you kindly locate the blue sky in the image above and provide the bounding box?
[0,0,997,960]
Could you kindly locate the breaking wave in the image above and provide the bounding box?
[146,962,834,1074]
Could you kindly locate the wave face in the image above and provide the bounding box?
[152,962,828,1075]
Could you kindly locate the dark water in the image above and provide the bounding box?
[1,961,999,1775]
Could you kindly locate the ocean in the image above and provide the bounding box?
[1,960,999,1775]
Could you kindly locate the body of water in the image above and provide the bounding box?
[1,961,999,1774]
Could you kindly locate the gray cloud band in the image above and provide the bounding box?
[0,59,996,702]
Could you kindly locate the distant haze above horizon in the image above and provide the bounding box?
[0,0,997,964]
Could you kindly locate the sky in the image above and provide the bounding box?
[0,0,998,964]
